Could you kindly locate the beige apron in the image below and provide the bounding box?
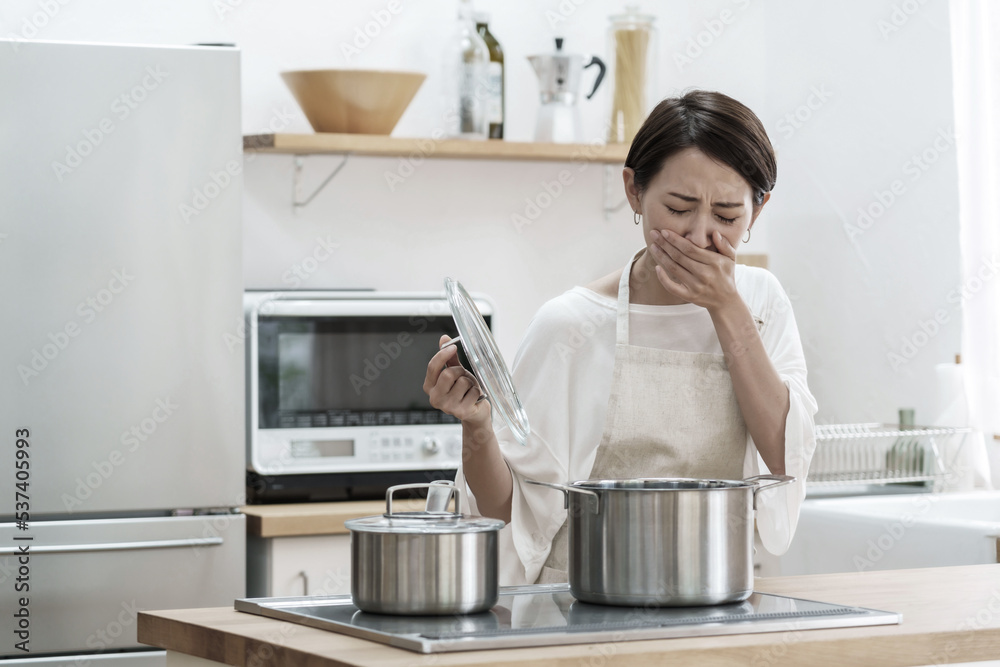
[537,249,748,583]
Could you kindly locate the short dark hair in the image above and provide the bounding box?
[624,90,777,206]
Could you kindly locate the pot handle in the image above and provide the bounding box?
[744,474,796,510]
[584,55,606,100]
[525,479,600,514]
[386,482,460,516]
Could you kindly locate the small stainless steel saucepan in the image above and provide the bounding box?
[345,481,505,616]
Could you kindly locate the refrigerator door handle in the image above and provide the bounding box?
[0,536,223,555]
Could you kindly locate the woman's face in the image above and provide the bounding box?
[624,147,767,255]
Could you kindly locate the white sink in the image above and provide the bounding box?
[810,490,1000,524]
[757,491,1000,576]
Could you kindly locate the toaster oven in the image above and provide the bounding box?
[244,290,493,502]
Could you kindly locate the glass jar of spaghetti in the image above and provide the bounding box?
[606,6,658,144]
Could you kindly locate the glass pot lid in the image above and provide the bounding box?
[443,278,530,446]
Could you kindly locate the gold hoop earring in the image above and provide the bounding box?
[634,211,641,225]
[743,229,751,243]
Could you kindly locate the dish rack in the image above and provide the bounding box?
[809,423,972,490]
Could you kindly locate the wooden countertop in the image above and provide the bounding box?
[242,499,429,538]
[139,564,1000,667]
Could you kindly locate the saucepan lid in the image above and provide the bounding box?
[443,277,530,446]
[344,482,505,535]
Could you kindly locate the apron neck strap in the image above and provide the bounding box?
[616,249,645,345]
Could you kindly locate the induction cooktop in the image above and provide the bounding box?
[235,583,900,654]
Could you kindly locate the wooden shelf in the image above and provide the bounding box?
[241,501,389,538]
[244,133,630,163]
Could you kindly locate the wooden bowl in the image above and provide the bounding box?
[280,69,426,135]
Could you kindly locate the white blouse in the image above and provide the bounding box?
[454,263,819,586]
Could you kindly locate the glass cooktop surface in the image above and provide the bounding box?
[235,583,900,654]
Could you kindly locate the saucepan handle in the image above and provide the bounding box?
[744,474,796,510]
[440,336,488,405]
[386,482,460,516]
[525,479,600,514]
[439,336,462,350]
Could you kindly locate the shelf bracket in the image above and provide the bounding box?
[292,153,351,211]
[603,163,628,221]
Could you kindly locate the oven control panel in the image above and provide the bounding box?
[249,425,463,476]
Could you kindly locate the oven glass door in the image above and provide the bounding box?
[256,314,481,431]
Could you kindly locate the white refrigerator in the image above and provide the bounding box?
[0,40,246,663]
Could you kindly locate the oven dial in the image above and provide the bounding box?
[422,437,441,456]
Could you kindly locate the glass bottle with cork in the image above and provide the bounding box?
[475,13,504,139]
[445,0,489,138]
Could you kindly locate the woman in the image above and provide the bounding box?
[423,90,818,585]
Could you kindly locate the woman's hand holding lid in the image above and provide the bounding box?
[423,334,492,427]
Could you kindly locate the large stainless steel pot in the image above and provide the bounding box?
[345,481,505,616]
[527,475,794,607]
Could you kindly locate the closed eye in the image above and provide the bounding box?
[668,206,737,224]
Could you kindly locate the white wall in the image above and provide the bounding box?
[2,0,962,425]
[760,1,961,425]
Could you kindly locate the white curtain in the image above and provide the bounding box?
[951,0,1000,483]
